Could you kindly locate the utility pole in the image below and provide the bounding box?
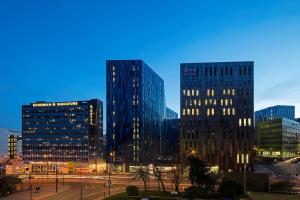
[29,173,32,200]
[80,188,83,200]
[55,166,58,193]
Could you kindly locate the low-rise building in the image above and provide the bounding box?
[256,118,300,158]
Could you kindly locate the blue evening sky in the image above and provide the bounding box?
[1,0,300,131]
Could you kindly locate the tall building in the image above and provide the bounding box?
[106,60,165,167]
[180,61,254,172]
[255,105,295,125]
[256,118,300,158]
[8,135,22,160]
[22,99,103,174]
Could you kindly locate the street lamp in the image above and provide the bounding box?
[108,152,113,196]
[238,153,249,196]
[55,165,58,193]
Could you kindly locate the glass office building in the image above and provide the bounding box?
[255,105,295,125]
[257,118,300,158]
[165,107,178,120]
[22,99,103,174]
[106,60,165,166]
[180,61,254,172]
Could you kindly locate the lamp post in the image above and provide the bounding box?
[55,165,58,193]
[108,152,113,196]
[240,153,249,196]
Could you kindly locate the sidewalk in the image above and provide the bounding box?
[1,184,71,200]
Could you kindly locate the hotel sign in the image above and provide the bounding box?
[32,102,78,107]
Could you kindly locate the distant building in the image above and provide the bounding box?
[106,60,166,168]
[165,107,178,119]
[0,129,21,158]
[162,118,179,162]
[8,135,22,160]
[255,105,295,125]
[180,61,255,172]
[256,118,300,158]
[22,99,104,174]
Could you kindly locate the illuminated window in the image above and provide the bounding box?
[227,108,231,115]
[187,90,190,96]
[237,154,239,163]
[223,108,226,116]
[212,108,215,116]
[205,99,208,105]
[214,99,217,105]
[228,89,231,95]
[248,118,252,126]
[241,154,244,163]
[230,99,233,105]
[112,123,116,128]
[225,99,228,106]
[196,90,199,96]
[209,99,213,105]
[246,154,249,163]
[232,108,236,115]
[182,109,186,116]
[223,89,226,95]
[198,99,201,106]
[191,109,195,116]
[196,109,199,116]
[232,89,235,96]
[212,89,215,96]
[207,89,210,96]
[192,90,195,96]
[244,118,247,127]
[112,111,115,116]
[207,108,210,116]
[239,119,242,127]
[183,90,186,95]
[221,99,223,106]
[194,99,197,106]
[187,109,190,115]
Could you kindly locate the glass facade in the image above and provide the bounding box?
[106,60,165,165]
[22,99,103,167]
[162,118,179,161]
[255,105,295,125]
[165,107,178,120]
[257,118,300,158]
[180,61,254,171]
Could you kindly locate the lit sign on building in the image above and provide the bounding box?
[32,102,78,107]
[183,67,198,76]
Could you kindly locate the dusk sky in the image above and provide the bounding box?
[1,0,300,131]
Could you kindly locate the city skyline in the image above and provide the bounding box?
[1,0,300,130]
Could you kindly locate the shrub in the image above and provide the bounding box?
[223,172,269,192]
[0,176,22,197]
[270,181,293,193]
[126,185,139,196]
[218,181,243,198]
[183,186,218,199]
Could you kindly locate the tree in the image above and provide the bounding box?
[169,163,183,192]
[135,166,149,193]
[153,165,166,192]
[188,157,217,190]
